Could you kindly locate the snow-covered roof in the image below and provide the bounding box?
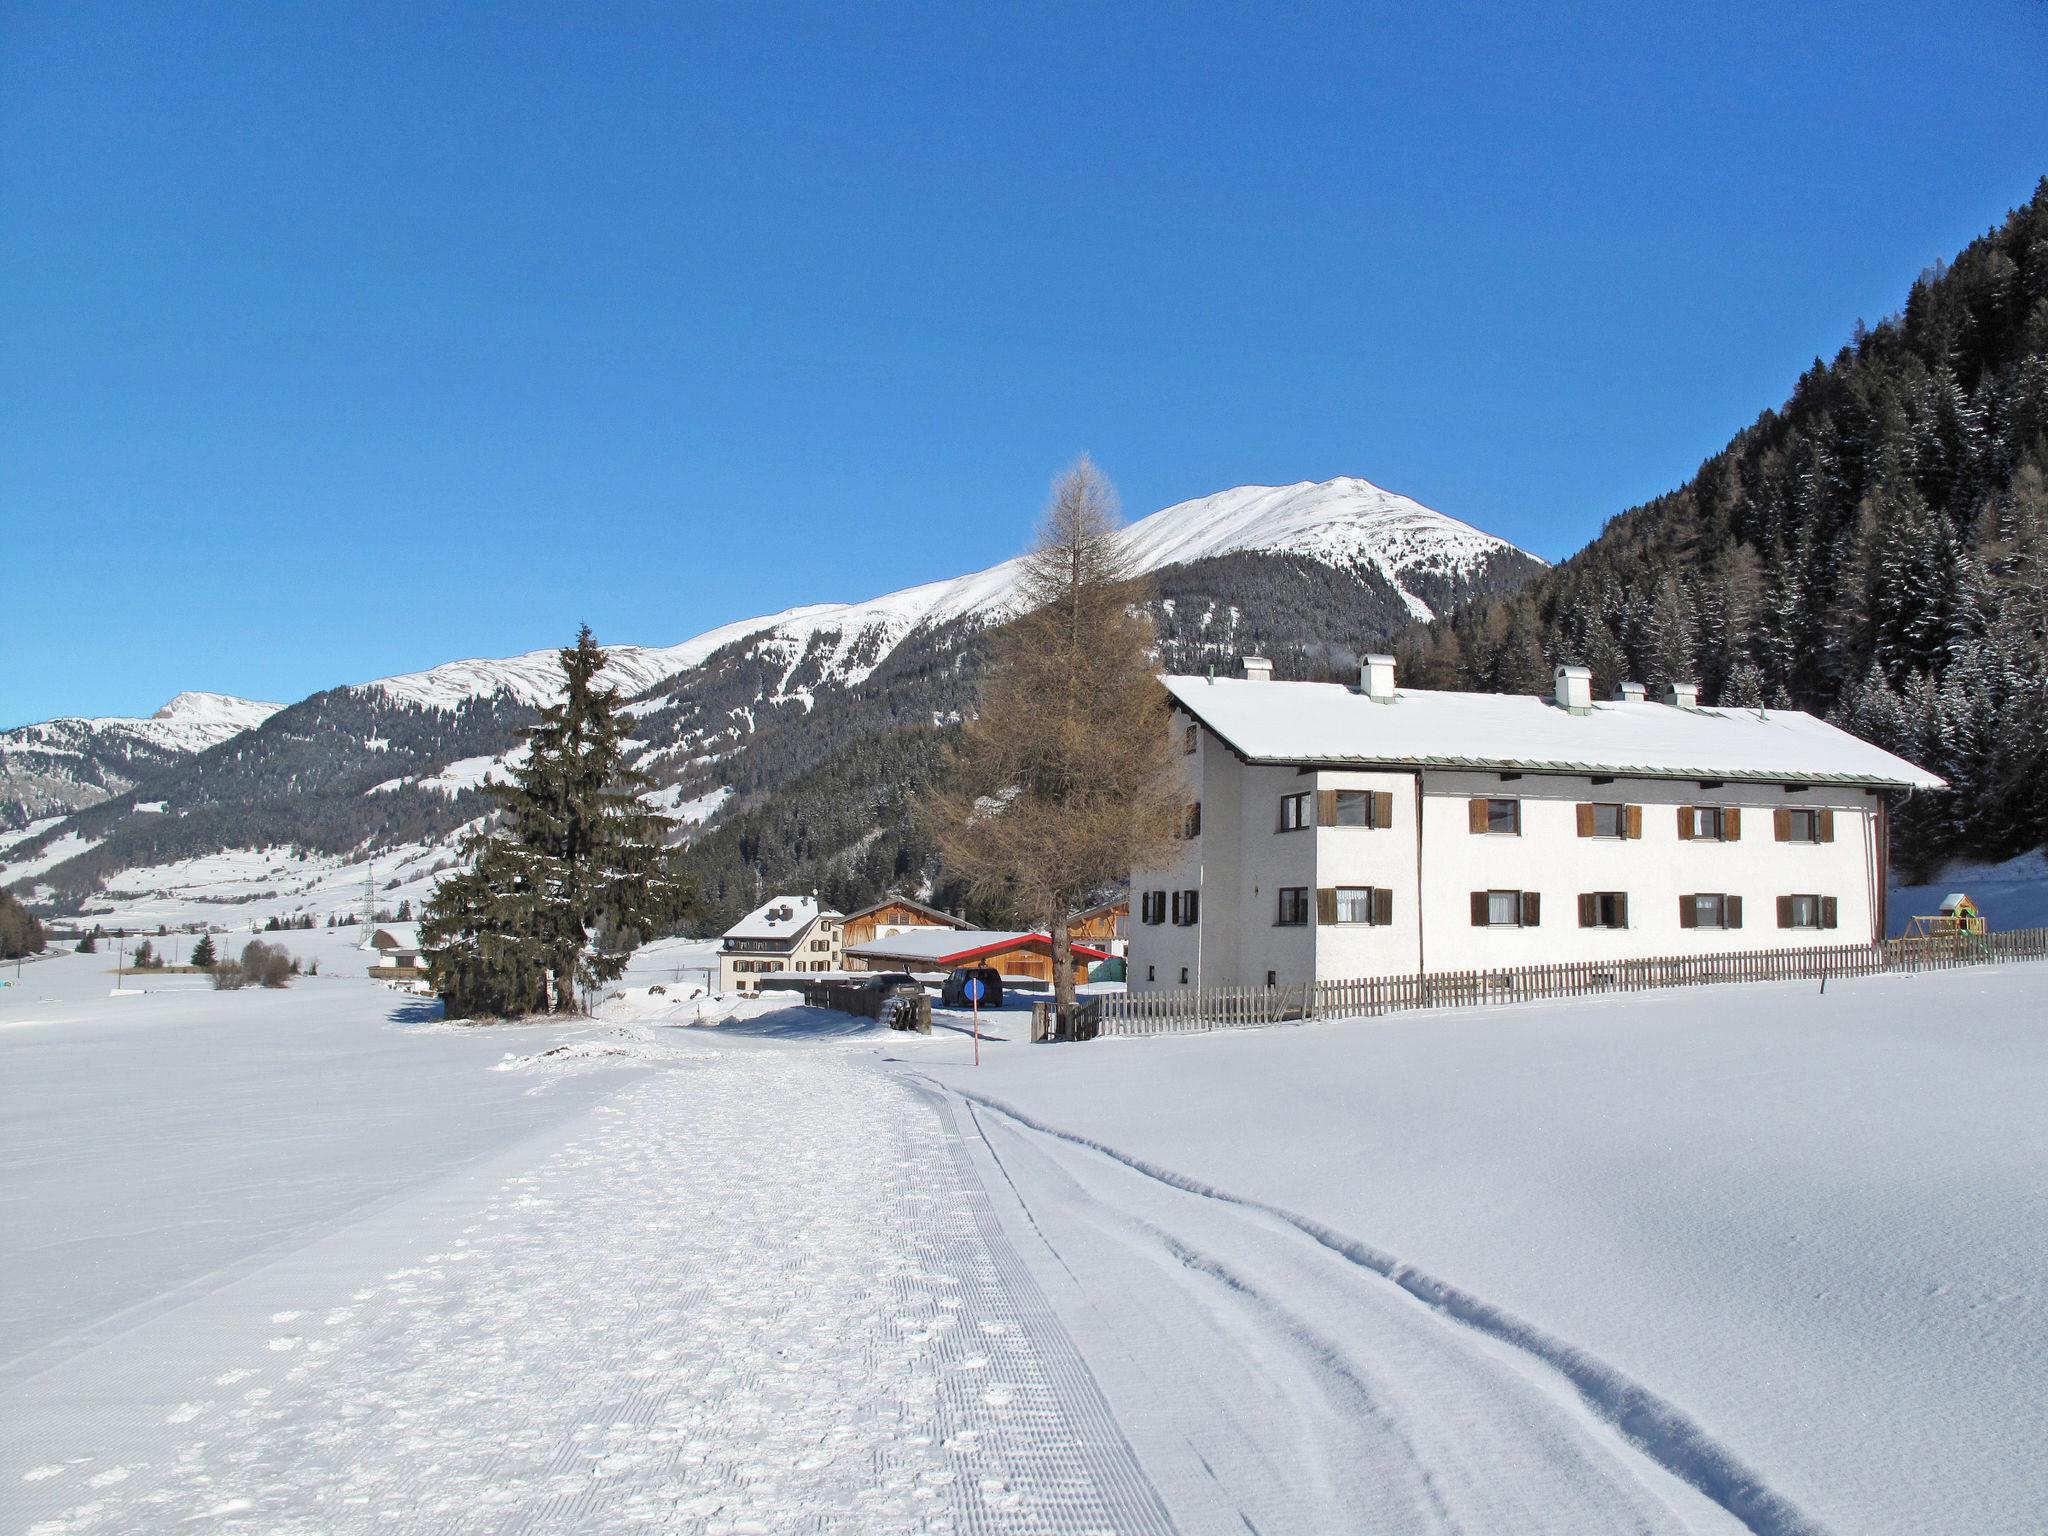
[846,930,1113,965]
[367,922,420,951]
[841,894,976,929]
[1165,677,1944,789]
[722,895,839,942]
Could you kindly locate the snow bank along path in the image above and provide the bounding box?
[5,1044,1173,1534]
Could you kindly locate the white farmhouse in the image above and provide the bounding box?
[1129,656,1944,991]
[717,895,843,993]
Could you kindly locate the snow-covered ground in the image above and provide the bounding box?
[5,941,2042,1534]
[926,964,2048,1536]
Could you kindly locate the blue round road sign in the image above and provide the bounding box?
[962,977,986,1003]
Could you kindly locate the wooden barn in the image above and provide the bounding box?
[838,895,976,951]
[845,928,1113,985]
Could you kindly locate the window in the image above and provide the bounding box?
[1140,890,1167,926]
[1147,965,1155,982]
[1680,893,1743,930]
[1171,889,1200,927]
[1331,790,1378,827]
[1183,723,1197,754]
[1776,808,1833,843]
[1777,894,1838,930]
[1275,887,1310,926]
[1279,792,1311,831]
[1181,802,1202,838]
[1319,886,1392,925]
[1578,892,1629,929]
[1678,806,1741,841]
[1471,890,1540,927]
[1266,969,1278,988]
[1469,798,1521,834]
[1179,967,1189,985]
[1577,803,1641,839]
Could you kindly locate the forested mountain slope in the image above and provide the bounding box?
[1406,179,2048,878]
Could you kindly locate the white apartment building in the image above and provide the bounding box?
[718,894,843,993]
[1128,656,1944,991]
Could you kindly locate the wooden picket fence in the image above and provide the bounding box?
[1090,927,2048,1039]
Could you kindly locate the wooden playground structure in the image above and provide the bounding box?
[1897,892,1990,956]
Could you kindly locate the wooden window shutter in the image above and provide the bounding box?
[1821,896,1838,930]
[1679,895,1697,929]
[1614,892,1628,928]
[1625,804,1642,839]
[1373,790,1394,828]
[1470,891,1488,926]
[1676,806,1694,840]
[1578,893,1597,928]
[1818,809,1835,843]
[1469,798,1489,834]
[1776,895,1794,928]
[1726,894,1743,928]
[1520,891,1541,928]
[1576,804,1595,838]
[1372,887,1393,926]
[1774,808,1792,842]
[1170,890,1182,925]
[1316,888,1338,925]
[1317,790,1338,827]
[1724,807,1742,841]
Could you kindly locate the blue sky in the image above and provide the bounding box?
[5,2,2046,725]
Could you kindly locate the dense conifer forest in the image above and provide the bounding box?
[1401,179,2048,878]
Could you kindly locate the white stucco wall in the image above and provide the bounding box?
[1417,771,1884,970]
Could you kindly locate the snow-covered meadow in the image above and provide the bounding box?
[3,935,2042,1534]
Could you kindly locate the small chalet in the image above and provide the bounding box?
[1067,896,1129,955]
[364,922,428,979]
[838,894,976,952]
[845,928,1112,985]
[719,895,843,993]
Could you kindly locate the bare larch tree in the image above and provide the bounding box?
[922,456,1184,1012]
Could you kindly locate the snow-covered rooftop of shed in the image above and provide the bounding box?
[1164,677,1944,789]
[722,895,838,942]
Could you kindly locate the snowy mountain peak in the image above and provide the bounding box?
[354,475,1538,713]
[150,691,282,731]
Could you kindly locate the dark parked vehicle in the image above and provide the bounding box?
[941,966,1003,1008]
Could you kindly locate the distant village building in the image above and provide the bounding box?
[838,895,975,953]
[364,922,429,979]
[719,895,842,993]
[845,928,1112,985]
[1129,656,1943,991]
[1066,896,1129,956]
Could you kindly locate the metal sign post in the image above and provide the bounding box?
[963,975,984,1066]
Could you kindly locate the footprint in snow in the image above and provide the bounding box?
[269,1310,304,1323]
[268,1337,299,1352]
[22,1466,64,1482]
[88,1466,130,1487]
[215,1369,255,1385]
[165,1403,205,1424]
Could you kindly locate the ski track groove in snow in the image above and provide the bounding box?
[12,1052,1173,1535]
[940,1083,1828,1536]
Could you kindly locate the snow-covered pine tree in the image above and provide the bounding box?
[423,627,694,1019]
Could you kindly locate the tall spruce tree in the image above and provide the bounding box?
[422,627,694,1018]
